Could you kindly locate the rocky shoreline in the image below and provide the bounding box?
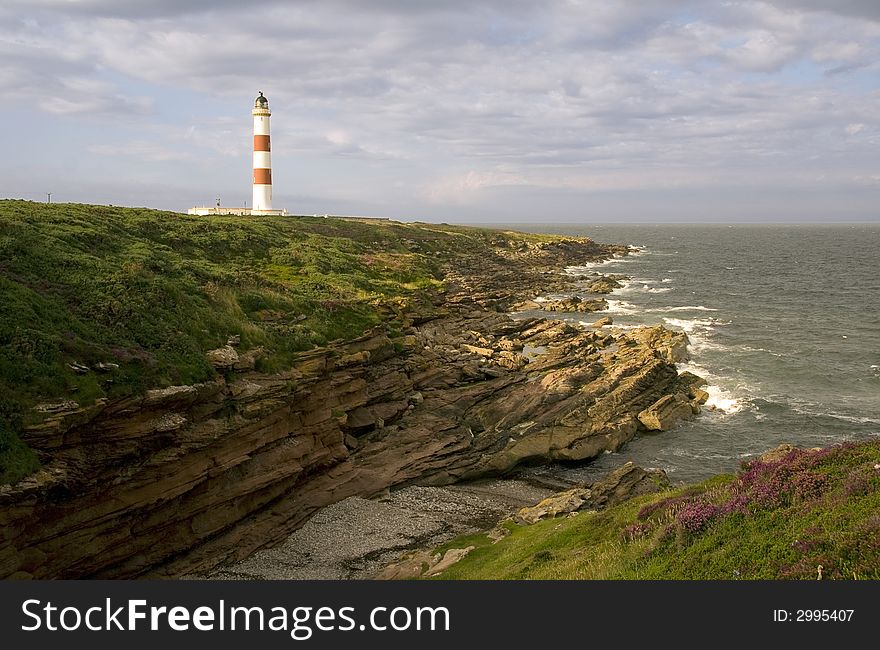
[0,234,707,579]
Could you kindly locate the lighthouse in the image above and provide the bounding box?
[188,92,287,216]
[252,91,273,214]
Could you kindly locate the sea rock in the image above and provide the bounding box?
[424,547,475,576]
[515,462,668,525]
[374,551,437,580]
[581,462,669,510]
[759,443,796,463]
[461,344,494,358]
[515,488,590,524]
[585,277,622,294]
[591,316,613,328]
[540,296,607,313]
[628,325,689,364]
[638,393,695,431]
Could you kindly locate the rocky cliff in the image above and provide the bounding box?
[0,237,704,579]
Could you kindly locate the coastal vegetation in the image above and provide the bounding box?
[4,201,875,582]
[432,440,880,580]
[0,200,560,483]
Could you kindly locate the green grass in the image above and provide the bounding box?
[432,441,880,580]
[0,200,566,484]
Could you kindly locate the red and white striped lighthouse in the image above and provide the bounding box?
[252,91,273,213]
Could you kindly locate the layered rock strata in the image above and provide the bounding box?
[0,238,704,579]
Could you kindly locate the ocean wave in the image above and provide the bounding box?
[661,278,673,283]
[646,305,719,313]
[678,362,750,415]
[763,394,880,426]
[788,403,880,426]
[614,282,672,296]
[741,346,786,358]
[663,317,728,332]
[565,252,639,274]
[628,277,659,284]
[668,318,729,354]
[611,280,636,295]
[606,299,640,315]
[565,261,613,274]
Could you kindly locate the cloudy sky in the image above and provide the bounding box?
[2,1,879,222]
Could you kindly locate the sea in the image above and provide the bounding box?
[512,224,880,484]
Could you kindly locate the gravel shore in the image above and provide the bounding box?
[202,479,553,580]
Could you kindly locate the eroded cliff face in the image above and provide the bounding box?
[0,239,705,579]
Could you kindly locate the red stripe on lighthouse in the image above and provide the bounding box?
[253,169,272,185]
[253,135,270,152]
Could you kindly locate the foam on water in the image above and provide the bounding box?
[605,299,640,315]
[662,317,723,333]
[615,281,673,296]
[566,251,636,274]
[565,261,611,274]
[679,362,749,415]
[741,346,787,358]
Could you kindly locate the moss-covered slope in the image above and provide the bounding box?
[0,200,564,483]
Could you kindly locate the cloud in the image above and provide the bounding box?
[0,0,878,220]
[845,123,865,135]
[87,140,193,162]
[767,0,880,22]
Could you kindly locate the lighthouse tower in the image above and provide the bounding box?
[252,91,273,214]
[188,92,287,216]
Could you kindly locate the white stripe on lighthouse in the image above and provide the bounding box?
[253,185,272,212]
[253,151,272,169]
[253,116,270,135]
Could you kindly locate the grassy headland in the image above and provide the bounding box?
[432,441,880,579]
[0,200,566,483]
